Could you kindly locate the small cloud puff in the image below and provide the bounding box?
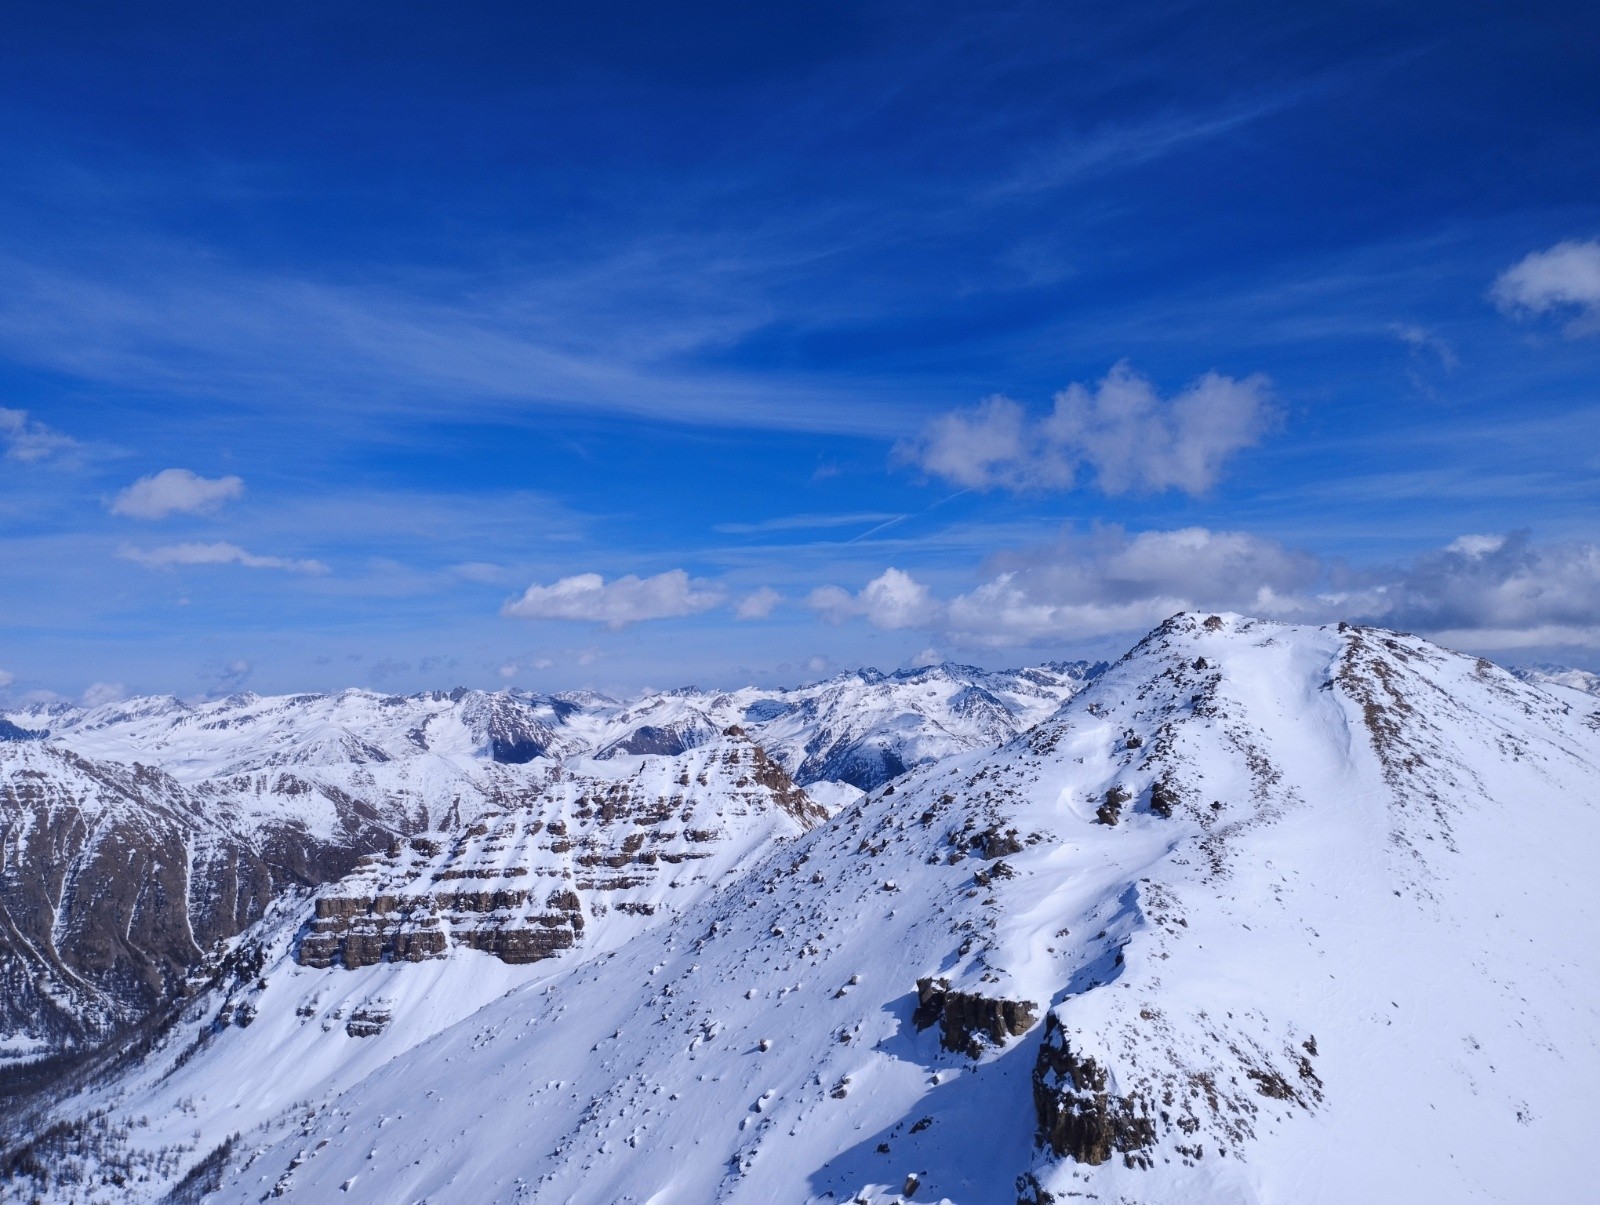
[81,682,127,707]
[898,362,1274,496]
[0,408,79,463]
[502,570,723,629]
[807,568,941,629]
[1492,239,1600,336]
[734,587,783,620]
[119,542,329,574]
[110,468,244,519]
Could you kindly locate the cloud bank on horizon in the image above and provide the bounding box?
[0,1,1596,700]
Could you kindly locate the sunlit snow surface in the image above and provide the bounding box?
[18,616,1600,1203]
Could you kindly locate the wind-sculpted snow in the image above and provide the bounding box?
[8,614,1599,1203]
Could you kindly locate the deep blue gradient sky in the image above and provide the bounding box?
[2,1,1598,701]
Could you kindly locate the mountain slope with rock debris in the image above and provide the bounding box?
[9,614,1597,1204]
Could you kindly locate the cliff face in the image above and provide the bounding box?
[0,725,824,1077]
[296,731,824,971]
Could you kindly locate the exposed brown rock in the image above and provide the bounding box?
[914,976,1038,1057]
[1031,1013,1155,1165]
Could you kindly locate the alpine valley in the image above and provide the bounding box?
[3,615,1597,1204]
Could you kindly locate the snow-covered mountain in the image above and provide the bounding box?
[0,660,1095,1077]
[1513,662,1600,699]
[7,658,1099,793]
[6,617,1598,1203]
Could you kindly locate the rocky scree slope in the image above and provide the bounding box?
[13,614,1599,1204]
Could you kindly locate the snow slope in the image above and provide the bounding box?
[14,614,1599,1204]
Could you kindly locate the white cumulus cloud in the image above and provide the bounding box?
[119,542,329,574]
[944,526,1319,645]
[110,468,244,518]
[899,362,1274,495]
[502,570,723,628]
[734,587,782,620]
[1492,239,1600,335]
[807,568,942,630]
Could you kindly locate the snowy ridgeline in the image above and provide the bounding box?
[4,657,1102,794]
[3,615,1599,1204]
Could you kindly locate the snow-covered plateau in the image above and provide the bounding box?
[3,615,1598,1204]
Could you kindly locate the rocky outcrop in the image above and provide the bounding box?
[913,977,1038,1057]
[459,692,561,764]
[297,877,584,970]
[1031,1013,1156,1166]
[344,1002,392,1038]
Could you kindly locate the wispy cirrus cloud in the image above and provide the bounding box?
[119,541,328,574]
[0,240,911,440]
[713,512,904,535]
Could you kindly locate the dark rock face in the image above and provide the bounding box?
[1147,776,1177,818]
[467,695,559,764]
[804,742,908,792]
[297,882,584,970]
[1031,1013,1155,1165]
[914,977,1038,1057]
[0,743,395,1073]
[972,825,1025,859]
[344,1003,392,1038]
[741,699,795,724]
[1095,786,1130,826]
[605,725,695,757]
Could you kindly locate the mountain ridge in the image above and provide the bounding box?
[4,618,1598,1203]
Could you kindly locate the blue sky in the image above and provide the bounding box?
[2,0,1598,702]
